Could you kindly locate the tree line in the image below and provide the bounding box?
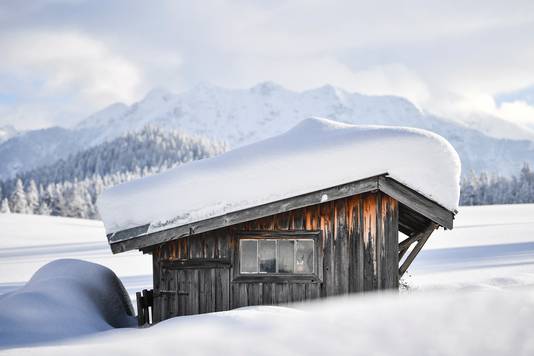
[460,163,534,205]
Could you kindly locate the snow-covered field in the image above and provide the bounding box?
[1,204,534,354]
[0,214,152,300]
[410,204,534,291]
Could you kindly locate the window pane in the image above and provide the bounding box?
[259,240,276,273]
[278,240,294,273]
[295,240,314,273]
[240,240,258,273]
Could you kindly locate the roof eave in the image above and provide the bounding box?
[108,174,455,254]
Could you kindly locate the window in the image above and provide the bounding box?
[239,238,315,274]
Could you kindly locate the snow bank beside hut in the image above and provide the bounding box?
[98,117,461,235]
[0,259,136,348]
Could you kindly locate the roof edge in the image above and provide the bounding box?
[378,176,454,230]
[108,174,454,254]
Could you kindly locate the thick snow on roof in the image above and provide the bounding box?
[97,117,461,235]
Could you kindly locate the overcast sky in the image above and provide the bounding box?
[1,0,534,130]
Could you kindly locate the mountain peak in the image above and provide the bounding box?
[143,87,175,102]
[250,81,287,96]
[306,84,347,100]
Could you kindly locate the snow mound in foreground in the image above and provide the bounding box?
[6,290,534,355]
[98,117,461,234]
[0,259,136,348]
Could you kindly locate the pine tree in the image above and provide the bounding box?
[64,183,91,218]
[36,200,51,215]
[0,198,10,213]
[11,179,30,214]
[26,179,40,213]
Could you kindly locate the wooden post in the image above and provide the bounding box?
[136,291,145,326]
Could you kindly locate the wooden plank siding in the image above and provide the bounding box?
[151,191,398,322]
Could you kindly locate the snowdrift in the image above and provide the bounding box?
[4,290,534,355]
[0,259,136,348]
[98,117,461,235]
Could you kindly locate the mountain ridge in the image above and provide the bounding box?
[1,82,534,179]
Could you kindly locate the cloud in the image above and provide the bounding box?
[495,101,534,128]
[0,30,143,129]
[0,0,534,129]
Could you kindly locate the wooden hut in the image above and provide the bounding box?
[99,118,460,325]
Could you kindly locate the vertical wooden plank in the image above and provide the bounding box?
[348,195,363,293]
[204,235,216,259]
[276,213,290,230]
[231,282,248,308]
[275,283,289,305]
[362,193,378,291]
[221,268,230,310]
[176,269,184,316]
[208,268,216,313]
[321,202,335,297]
[189,238,203,259]
[160,269,167,319]
[218,229,231,259]
[262,283,275,305]
[214,268,223,311]
[163,268,173,318]
[238,283,248,307]
[187,269,199,315]
[151,252,161,323]
[179,238,188,259]
[293,209,305,230]
[136,292,145,326]
[291,283,306,303]
[334,199,349,294]
[305,284,321,301]
[247,284,262,306]
[376,193,385,289]
[159,263,167,322]
[382,194,399,289]
[198,268,207,314]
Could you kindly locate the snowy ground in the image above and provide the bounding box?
[1,204,534,354]
[0,214,152,301]
[409,204,534,291]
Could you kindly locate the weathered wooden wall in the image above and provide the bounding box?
[151,191,398,323]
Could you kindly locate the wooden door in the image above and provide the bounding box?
[163,265,230,317]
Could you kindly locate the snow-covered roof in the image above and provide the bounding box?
[97,117,461,236]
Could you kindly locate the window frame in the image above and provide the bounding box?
[234,230,321,283]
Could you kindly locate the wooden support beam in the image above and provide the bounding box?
[398,233,422,260]
[398,223,437,278]
[398,245,410,262]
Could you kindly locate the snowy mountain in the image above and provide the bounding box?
[1,82,534,179]
[76,83,434,146]
[0,126,98,179]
